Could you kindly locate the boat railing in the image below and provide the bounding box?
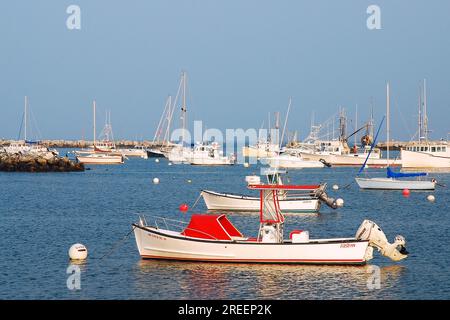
[138,214,221,240]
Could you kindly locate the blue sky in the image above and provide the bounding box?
[0,0,449,141]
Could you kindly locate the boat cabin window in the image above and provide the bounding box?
[432,147,436,152]
[443,147,447,152]
[437,147,441,152]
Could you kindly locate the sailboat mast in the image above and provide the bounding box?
[24,96,27,141]
[181,72,186,145]
[387,82,390,165]
[355,104,358,146]
[423,79,428,141]
[93,100,96,147]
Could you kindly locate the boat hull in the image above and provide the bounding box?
[266,156,324,169]
[355,177,435,190]
[300,152,401,167]
[201,190,321,212]
[133,225,369,265]
[76,154,124,164]
[401,149,450,169]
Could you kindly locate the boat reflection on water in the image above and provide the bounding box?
[135,260,406,299]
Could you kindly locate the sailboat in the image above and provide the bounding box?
[75,101,124,165]
[355,83,436,190]
[4,96,58,156]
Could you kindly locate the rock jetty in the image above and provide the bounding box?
[0,152,84,172]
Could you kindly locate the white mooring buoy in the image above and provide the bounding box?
[155,159,160,163]
[152,177,160,184]
[69,243,88,260]
[243,162,250,168]
[168,162,173,166]
[427,194,435,202]
[332,184,339,190]
[335,198,344,207]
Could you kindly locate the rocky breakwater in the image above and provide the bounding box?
[0,152,84,172]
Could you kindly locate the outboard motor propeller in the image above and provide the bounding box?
[355,220,408,262]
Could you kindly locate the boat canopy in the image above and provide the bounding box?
[181,214,243,240]
[386,167,427,178]
[25,140,41,144]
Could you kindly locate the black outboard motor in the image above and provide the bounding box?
[319,158,332,167]
[316,189,338,209]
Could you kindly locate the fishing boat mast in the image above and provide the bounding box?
[24,96,28,141]
[387,82,390,166]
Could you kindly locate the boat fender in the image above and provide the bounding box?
[290,230,309,243]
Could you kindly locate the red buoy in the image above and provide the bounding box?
[402,188,410,197]
[179,204,189,212]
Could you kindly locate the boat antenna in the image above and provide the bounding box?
[93,100,96,147]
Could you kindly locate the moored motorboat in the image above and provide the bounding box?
[201,168,337,212]
[133,184,408,264]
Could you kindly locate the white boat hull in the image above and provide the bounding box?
[76,154,124,164]
[266,156,325,169]
[355,177,435,190]
[300,152,401,167]
[201,190,321,212]
[401,149,450,169]
[133,225,369,265]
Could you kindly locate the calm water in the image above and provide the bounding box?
[1,149,449,299]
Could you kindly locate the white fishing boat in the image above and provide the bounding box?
[242,141,280,158]
[166,144,192,164]
[400,80,450,169]
[75,101,125,165]
[187,142,235,166]
[266,150,325,169]
[355,83,436,190]
[201,168,337,212]
[133,184,408,264]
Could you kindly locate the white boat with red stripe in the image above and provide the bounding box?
[133,184,409,265]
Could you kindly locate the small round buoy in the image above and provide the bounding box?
[68,243,88,260]
[335,198,344,207]
[179,203,189,212]
[155,159,160,163]
[152,177,160,184]
[427,194,435,202]
[243,162,250,168]
[332,184,339,190]
[402,188,410,197]
[187,179,192,183]
[168,162,173,166]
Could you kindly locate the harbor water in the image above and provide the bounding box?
[1,150,449,299]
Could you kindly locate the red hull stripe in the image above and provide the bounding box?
[140,255,365,264]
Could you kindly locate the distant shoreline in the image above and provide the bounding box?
[0,139,419,150]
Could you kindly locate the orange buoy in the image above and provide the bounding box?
[179,204,189,212]
[402,188,410,197]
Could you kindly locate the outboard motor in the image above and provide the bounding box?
[319,158,332,167]
[356,220,408,262]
